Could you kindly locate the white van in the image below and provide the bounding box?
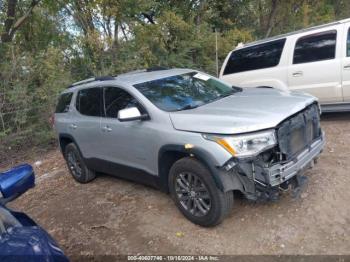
[220,18,350,112]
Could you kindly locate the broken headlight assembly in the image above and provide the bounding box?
[203,130,277,158]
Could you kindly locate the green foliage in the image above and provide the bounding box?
[0,0,348,160]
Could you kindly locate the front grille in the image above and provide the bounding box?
[277,103,321,160]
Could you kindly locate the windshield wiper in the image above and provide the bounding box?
[220,91,235,98]
[218,87,243,99]
[232,85,243,92]
[176,103,200,111]
[205,88,240,105]
[216,89,238,99]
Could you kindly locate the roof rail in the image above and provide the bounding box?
[68,75,116,88]
[146,66,169,72]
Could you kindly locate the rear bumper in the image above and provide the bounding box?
[266,131,325,187]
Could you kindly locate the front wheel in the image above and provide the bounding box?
[64,143,96,183]
[169,157,233,227]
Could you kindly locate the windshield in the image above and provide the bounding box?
[133,72,238,112]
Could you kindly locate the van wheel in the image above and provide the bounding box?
[169,157,233,227]
[64,143,96,183]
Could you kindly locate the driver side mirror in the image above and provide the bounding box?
[118,107,149,122]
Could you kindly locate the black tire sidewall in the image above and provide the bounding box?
[64,143,95,183]
[169,157,228,227]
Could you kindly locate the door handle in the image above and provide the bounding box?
[292,71,303,77]
[344,64,350,70]
[69,124,77,130]
[102,125,112,132]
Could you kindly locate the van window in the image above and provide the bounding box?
[293,30,337,64]
[103,87,144,118]
[223,38,286,75]
[347,28,350,57]
[55,92,73,113]
[76,88,102,117]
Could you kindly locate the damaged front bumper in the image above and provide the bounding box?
[219,132,325,201]
[266,132,325,187]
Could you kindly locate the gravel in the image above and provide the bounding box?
[8,112,350,257]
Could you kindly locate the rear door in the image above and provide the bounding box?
[70,87,103,159]
[341,23,350,101]
[287,27,343,103]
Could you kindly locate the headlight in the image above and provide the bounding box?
[203,130,277,158]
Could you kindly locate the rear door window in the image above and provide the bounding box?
[55,92,73,113]
[103,87,144,118]
[76,87,102,117]
[293,30,337,64]
[223,38,286,75]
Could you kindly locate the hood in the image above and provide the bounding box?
[169,88,317,134]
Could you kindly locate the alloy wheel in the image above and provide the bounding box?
[175,172,211,217]
[67,151,82,178]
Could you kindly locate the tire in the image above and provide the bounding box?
[64,143,96,183]
[169,157,233,227]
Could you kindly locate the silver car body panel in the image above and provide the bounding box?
[55,68,324,194]
[169,88,317,134]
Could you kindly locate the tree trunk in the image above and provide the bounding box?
[302,0,309,27]
[1,0,40,43]
[141,12,155,24]
[113,19,119,48]
[1,0,18,42]
[265,0,278,38]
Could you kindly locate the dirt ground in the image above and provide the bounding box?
[5,113,350,258]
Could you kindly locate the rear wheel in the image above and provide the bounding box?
[64,143,96,183]
[169,157,233,227]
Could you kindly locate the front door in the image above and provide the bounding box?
[99,86,156,175]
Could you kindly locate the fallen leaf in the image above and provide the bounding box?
[175,232,184,237]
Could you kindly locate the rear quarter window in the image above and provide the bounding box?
[55,92,73,113]
[223,38,286,75]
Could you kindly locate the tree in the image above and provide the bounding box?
[1,0,40,43]
[1,0,350,159]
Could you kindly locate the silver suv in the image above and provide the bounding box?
[54,68,325,226]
